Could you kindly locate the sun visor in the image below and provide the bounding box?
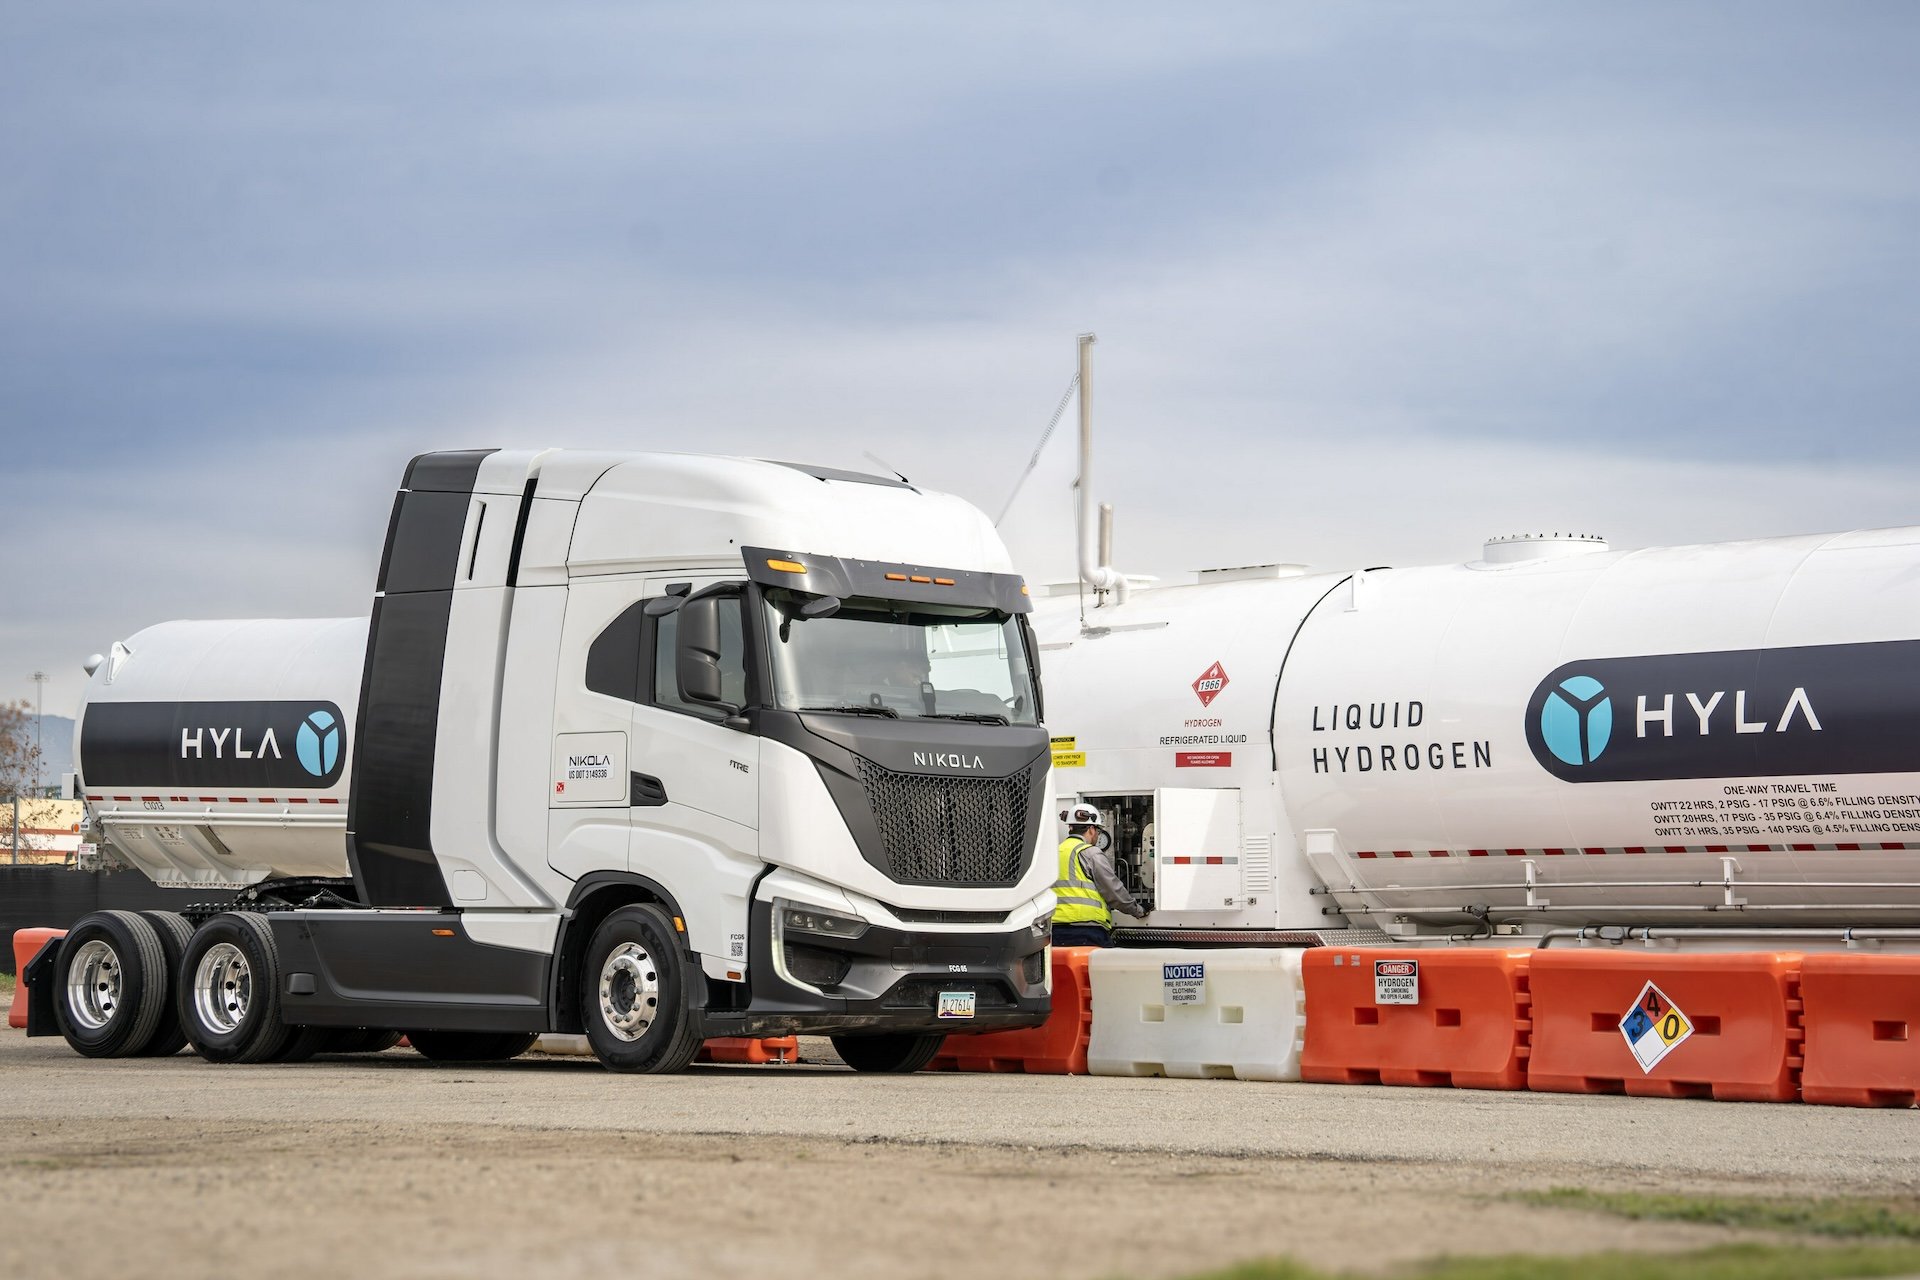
[741,546,1030,614]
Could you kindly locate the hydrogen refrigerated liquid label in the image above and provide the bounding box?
[1163,962,1206,1005]
[1373,959,1419,1005]
[1619,981,1693,1073]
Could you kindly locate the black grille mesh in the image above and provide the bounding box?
[854,759,1033,886]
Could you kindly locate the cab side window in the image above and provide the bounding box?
[585,600,647,703]
[653,596,747,717]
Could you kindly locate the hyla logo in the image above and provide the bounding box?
[295,709,343,778]
[1192,661,1230,708]
[1539,675,1611,767]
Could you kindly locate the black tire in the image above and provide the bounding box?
[269,1025,340,1063]
[134,911,194,1057]
[52,911,170,1059]
[330,1028,405,1055]
[831,1033,946,1074]
[405,1030,539,1062]
[580,904,704,1074]
[177,912,294,1064]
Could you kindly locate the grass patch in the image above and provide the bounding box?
[0,971,14,996]
[1516,1187,1920,1241]
[1190,1243,1920,1280]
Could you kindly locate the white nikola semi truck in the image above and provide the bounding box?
[29,449,1056,1071]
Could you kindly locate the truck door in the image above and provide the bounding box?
[1150,787,1243,913]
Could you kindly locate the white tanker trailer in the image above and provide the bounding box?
[1033,527,1920,950]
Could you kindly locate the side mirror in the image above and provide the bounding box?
[676,595,737,711]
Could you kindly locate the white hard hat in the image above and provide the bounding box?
[1060,803,1105,828]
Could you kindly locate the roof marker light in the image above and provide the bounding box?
[767,558,807,574]
[885,572,908,582]
[910,575,932,583]
[933,577,955,586]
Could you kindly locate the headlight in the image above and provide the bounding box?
[776,899,868,940]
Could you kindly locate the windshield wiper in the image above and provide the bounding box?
[798,704,900,718]
[920,711,1010,725]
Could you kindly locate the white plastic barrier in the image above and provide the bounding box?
[532,1033,595,1056]
[1088,947,1307,1081]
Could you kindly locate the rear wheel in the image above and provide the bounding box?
[581,904,703,1074]
[831,1032,945,1074]
[178,913,294,1064]
[405,1030,538,1062]
[134,911,194,1057]
[53,911,169,1058]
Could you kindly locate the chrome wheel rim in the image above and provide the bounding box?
[194,942,252,1035]
[597,942,660,1042]
[66,939,123,1031]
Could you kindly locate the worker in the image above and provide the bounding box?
[1052,803,1148,947]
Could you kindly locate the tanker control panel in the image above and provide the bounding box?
[28,449,1055,1072]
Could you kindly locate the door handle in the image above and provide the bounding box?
[630,772,668,808]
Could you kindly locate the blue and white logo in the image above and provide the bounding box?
[295,709,342,778]
[1539,675,1611,767]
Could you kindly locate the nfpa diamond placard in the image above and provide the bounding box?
[1618,980,1693,1072]
[1192,661,1230,707]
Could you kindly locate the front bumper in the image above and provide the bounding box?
[697,898,1051,1038]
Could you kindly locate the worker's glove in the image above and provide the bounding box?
[1126,901,1151,918]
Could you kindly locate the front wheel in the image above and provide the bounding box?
[831,1033,945,1073]
[581,904,703,1074]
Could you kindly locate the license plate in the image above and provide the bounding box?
[937,990,977,1020]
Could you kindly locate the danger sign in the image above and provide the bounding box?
[1618,980,1693,1073]
[1192,661,1230,708]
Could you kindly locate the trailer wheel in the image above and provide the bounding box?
[53,911,170,1058]
[133,911,195,1057]
[405,1030,538,1062]
[830,1033,945,1074]
[178,912,294,1064]
[580,904,703,1074]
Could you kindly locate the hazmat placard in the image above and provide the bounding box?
[1618,980,1693,1072]
[1162,961,1206,1004]
[1373,958,1419,1005]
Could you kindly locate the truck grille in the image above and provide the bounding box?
[854,759,1033,887]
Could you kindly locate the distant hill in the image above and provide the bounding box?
[27,715,75,789]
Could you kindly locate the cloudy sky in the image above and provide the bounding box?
[5,3,1918,716]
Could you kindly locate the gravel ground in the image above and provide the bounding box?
[3,1028,1916,1279]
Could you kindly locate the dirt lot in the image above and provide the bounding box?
[3,1030,1916,1280]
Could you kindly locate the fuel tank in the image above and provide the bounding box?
[74,618,365,888]
[1036,526,1920,934]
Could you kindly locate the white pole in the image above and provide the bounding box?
[1074,333,1126,606]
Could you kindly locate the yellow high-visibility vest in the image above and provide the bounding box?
[1052,837,1112,928]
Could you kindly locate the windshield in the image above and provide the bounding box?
[762,591,1039,725]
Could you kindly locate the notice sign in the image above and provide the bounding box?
[1619,980,1693,1072]
[1051,750,1086,768]
[1162,962,1206,1005]
[1373,958,1418,1005]
[1175,751,1232,768]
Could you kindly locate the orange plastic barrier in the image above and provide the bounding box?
[1527,949,1803,1102]
[1300,947,1532,1090]
[929,946,1094,1075]
[1800,954,1920,1108]
[8,928,66,1030]
[698,1036,799,1064]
